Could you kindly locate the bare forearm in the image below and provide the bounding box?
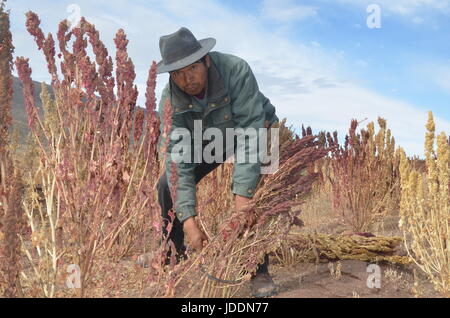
[235,194,251,211]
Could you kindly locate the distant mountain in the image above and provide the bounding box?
[11,76,48,142]
[10,76,151,144]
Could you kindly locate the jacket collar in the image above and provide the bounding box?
[170,58,229,114]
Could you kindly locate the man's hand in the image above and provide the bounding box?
[235,195,251,211]
[183,217,208,251]
[234,194,256,228]
[219,195,256,241]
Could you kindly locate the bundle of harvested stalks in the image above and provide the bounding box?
[274,233,411,266]
[179,132,330,297]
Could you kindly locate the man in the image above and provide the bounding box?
[138,27,279,298]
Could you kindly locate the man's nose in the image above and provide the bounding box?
[185,71,194,82]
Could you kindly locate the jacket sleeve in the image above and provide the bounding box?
[158,86,197,223]
[229,60,265,198]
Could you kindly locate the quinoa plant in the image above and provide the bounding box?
[399,111,450,296]
[15,12,162,297]
[177,123,329,297]
[327,118,400,232]
[0,1,25,298]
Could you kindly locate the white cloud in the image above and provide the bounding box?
[327,0,449,28]
[332,0,450,16]
[412,16,425,24]
[267,82,450,156]
[328,0,450,18]
[7,0,444,156]
[261,0,318,23]
[354,59,368,68]
[417,60,450,94]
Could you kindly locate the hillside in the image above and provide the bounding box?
[10,76,48,142]
[10,77,148,144]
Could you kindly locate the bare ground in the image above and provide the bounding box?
[257,259,438,298]
[230,190,443,299]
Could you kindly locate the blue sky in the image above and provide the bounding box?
[4,0,450,156]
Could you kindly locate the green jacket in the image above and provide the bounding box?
[158,51,278,222]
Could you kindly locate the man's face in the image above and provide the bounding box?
[170,55,210,96]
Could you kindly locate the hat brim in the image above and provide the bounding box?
[156,38,216,74]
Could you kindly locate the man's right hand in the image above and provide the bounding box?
[183,217,208,251]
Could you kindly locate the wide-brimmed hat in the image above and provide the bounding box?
[156,27,216,74]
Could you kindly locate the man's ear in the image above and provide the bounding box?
[205,54,211,68]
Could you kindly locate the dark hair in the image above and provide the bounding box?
[195,55,207,64]
[170,55,207,76]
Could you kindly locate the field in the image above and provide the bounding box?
[0,5,449,298]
